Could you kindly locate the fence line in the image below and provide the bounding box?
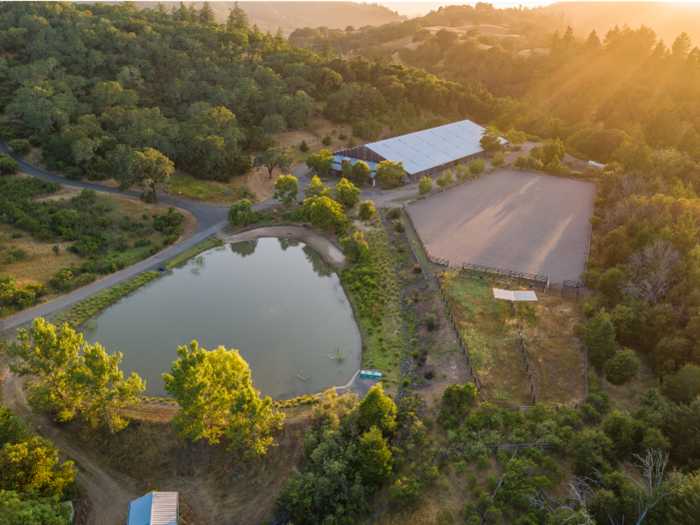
[510,301,538,405]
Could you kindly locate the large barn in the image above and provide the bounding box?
[331,120,504,183]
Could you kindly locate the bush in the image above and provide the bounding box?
[424,369,436,380]
[425,313,437,331]
[412,264,422,274]
[6,249,28,264]
[7,140,30,156]
[487,477,498,491]
[228,199,257,226]
[456,165,469,179]
[299,140,309,152]
[393,220,404,233]
[436,169,453,187]
[358,200,376,221]
[387,207,402,219]
[476,455,490,470]
[411,350,420,359]
[402,378,410,387]
[348,136,357,148]
[153,206,185,237]
[604,348,641,385]
[491,151,505,167]
[664,364,700,404]
[322,135,332,146]
[468,159,486,175]
[339,132,347,139]
[0,154,19,175]
[418,176,433,195]
[467,473,478,489]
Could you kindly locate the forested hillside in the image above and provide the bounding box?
[0,1,501,185]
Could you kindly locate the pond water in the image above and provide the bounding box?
[83,238,362,399]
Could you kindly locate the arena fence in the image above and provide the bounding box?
[510,301,539,406]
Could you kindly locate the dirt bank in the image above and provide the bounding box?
[218,225,347,267]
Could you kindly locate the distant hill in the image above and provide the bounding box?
[134,1,405,34]
[540,2,700,46]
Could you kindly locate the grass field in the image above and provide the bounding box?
[441,274,532,406]
[170,173,252,202]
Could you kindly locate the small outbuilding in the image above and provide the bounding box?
[127,492,179,525]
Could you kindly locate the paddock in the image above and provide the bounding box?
[406,170,596,285]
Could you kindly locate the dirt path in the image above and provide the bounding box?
[1,363,138,525]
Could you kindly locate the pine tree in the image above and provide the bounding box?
[227,2,249,31]
[198,1,216,24]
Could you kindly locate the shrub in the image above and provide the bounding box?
[455,460,468,473]
[424,313,437,331]
[487,477,498,492]
[402,378,410,387]
[348,136,357,148]
[358,200,376,221]
[456,165,469,179]
[8,139,30,156]
[663,364,700,404]
[11,232,22,239]
[6,249,28,263]
[411,350,420,359]
[476,454,490,470]
[228,199,257,226]
[387,207,402,219]
[424,369,436,380]
[436,169,453,187]
[418,176,433,195]
[467,473,478,489]
[153,207,185,237]
[604,348,641,385]
[393,220,405,233]
[491,151,505,167]
[299,140,309,152]
[468,159,486,175]
[339,132,347,139]
[322,135,332,146]
[412,264,422,274]
[0,154,19,175]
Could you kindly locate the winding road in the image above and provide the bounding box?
[0,139,314,332]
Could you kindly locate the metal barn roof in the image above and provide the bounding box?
[364,120,501,175]
[127,492,178,525]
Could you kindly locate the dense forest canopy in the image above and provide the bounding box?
[0,1,502,184]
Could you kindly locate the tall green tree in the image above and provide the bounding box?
[73,343,146,433]
[227,2,249,30]
[227,199,256,226]
[164,341,284,455]
[254,147,293,179]
[0,491,71,525]
[121,148,174,203]
[479,125,503,154]
[198,1,216,23]
[375,160,404,184]
[357,384,397,437]
[350,161,372,184]
[575,311,619,368]
[357,426,393,490]
[8,319,86,423]
[273,174,299,205]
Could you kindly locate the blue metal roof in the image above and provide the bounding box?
[127,492,178,525]
[332,156,377,178]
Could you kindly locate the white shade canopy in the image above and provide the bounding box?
[492,289,538,302]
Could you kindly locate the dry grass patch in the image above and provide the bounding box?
[441,274,532,406]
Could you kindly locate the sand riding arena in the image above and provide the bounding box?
[406,170,597,285]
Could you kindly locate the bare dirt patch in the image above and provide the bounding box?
[406,169,596,285]
[270,129,320,147]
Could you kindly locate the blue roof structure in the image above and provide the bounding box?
[127,492,178,525]
[332,156,378,178]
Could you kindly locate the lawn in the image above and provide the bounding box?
[170,172,253,203]
[441,274,532,406]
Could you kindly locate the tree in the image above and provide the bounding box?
[8,140,30,156]
[305,149,334,174]
[73,343,145,433]
[273,174,299,205]
[567,428,616,477]
[358,200,376,221]
[122,148,174,204]
[227,199,256,226]
[332,178,361,209]
[604,348,641,386]
[669,470,700,524]
[437,169,453,187]
[663,364,700,405]
[0,437,75,499]
[575,311,618,368]
[418,176,433,194]
[227,2,249,30]
[254,147,293,179]
[479,126,503,154]
[299,140,309,152]
[348,136,357,148]
[7,319,86,423]
[304,175,329,198]
[164,341,283,451]
[226,377,284,459]
[303,195,348,232]
[357,384,397,437]
[198,1,215,23]
[350,161,372,185]
[375,160,405,184]
[0,491,71,525]
[357,426,393,490]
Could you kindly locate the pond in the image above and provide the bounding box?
[83,238,362,399]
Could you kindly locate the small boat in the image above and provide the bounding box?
[360,370,382,378]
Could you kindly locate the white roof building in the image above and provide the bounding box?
[127,492,179,525]
[334,120,506,181]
